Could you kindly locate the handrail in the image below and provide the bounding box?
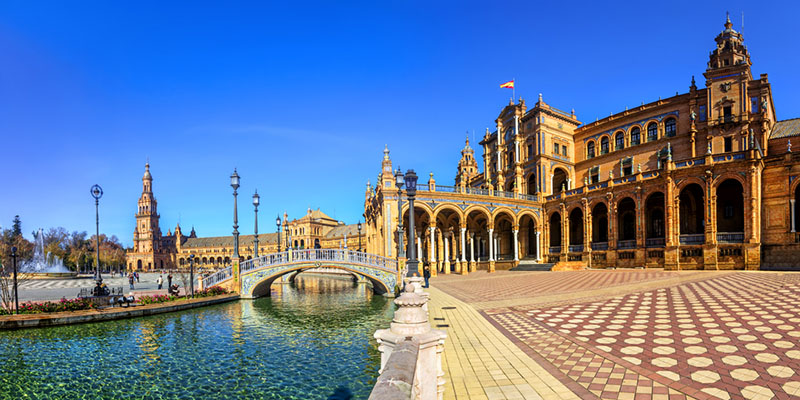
[202,266,232,288]
[243,249,398,274]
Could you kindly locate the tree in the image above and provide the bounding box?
[11,216,22,238]
[0,227,32,313]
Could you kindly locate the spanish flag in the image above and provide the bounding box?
[500,80,514,89]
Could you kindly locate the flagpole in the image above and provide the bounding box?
[513,77,516,103]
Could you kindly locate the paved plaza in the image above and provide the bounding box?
[14,272,181,302]
[431,269,800,400]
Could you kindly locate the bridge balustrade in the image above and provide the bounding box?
[202,266,233,288]
[243,249,398,274]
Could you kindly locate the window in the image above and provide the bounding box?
[699,105,707,121]
[723,106,732,122]
[587,141,595,159]
[600,137,609,154]
[562,145,567,157]
[664,118,676,137]
[751,97,759,113]
[527,144,532,158]
[630,127,640,146]
[621,158,633,176]
[589,167,599,184]
[647,123,658,142]
[724,137,732,152]
[553,143,559,155]
[615,132,625,151]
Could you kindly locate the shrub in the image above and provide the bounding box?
[137,294,179,305]
[193,286,229,298]
[13,298,99,314]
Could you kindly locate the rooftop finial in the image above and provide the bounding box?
[538,93,543,103]
[383,144,390,160]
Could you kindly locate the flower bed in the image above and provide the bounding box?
[193,286,229,298]
[2,298,99,315]
[137,294,180,305]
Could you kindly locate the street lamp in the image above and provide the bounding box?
[276,215,281,252]
[230,169,240,260]
[284,215,290,251]
[189,254,195,298]
[404,169,419,277]
[395,168,404,258]
[357,221,362,252]
[253,190,260,258]
[10,246,18,314]
[90,184,103,282]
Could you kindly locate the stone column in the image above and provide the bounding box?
[470,233,476,271]
[417,236,423,264]
[443,234,450,274]
[429,226,437,277]
[436,230,444,273]
[792,199,797,233]
[495,236,500,261]
[460,227,467,262]
[535,231,540,261]
[488,229,494,261]
[513,229,519,261]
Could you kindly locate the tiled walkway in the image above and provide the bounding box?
[431,270,800,399]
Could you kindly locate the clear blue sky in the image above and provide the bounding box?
[2,1,799,247]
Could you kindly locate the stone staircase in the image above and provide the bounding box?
[761,244,800,270]
[510,259,555,271]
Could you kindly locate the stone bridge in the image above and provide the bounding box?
[201,249,401,299]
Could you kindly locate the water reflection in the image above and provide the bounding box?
[0,273,393,399]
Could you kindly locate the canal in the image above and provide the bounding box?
[0,274,395,399]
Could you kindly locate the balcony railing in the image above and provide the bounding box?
[680,234,705,245]
[549,246,562,254]
[590,242,608,251]
[717,232,744,244]
[416,184,539,202]
[568,244,584,253]
[645,238,666,247]
[717,114,739,124]
[617,240,637,249]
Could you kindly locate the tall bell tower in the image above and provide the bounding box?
[703,14,752,126]
[134,163,161,254]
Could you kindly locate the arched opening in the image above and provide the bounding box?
[645,192,665,247]
[519,214,537,258]
[665,118,676,137]
[300,239,305,249]
[527,173,536,194]
[569,208,584,252]
[716,179,744,243]
[552,168,568,194]
[314,238,321,249]
[494,212,514,261]
[615,131,625,151]
[795,185,800,233]
[600,137,609,155]
[549,213,562,253]
[591,203,608,250]
[617,197,636,248]
[224,257,230,264]
[679,184,705,245]
[647,122,658,142]
[294,240,298,249]
[587,140,595,159]
[137,260,142,270]
[248,266,389,298]
[630,127,641,146]
[466,209,491,264]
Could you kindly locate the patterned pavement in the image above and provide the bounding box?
[435,270,800,399]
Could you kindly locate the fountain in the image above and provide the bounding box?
[20,229,78,279]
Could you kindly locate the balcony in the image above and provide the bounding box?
[680,234,705,245]
[717,114,739,125]
[645,238,666,248]
[717,232,744,244]
[590,242,609,251]
[568,244,584,253]
[549,246,562,254]
[617,240,636,249]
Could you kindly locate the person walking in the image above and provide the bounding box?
[134,271,140,283]
[423,263,431,288]
[128,273,135,290]
[167,273,173,289]
[157,275,163,290]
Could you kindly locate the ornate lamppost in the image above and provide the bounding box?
[253,190,260,258]
[10,246,18,314]
[90,184,103,282]
[357,221,362,252]
[395,168,404,258]
[189,254,195,297]
[404,169,419,277]
[276,215,281,252]
[230,169,240,260]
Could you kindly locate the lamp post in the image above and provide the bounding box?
[357,221,362,252]
[11,246,18,314]
[230,169,240,260]
[395,168,404,258]
[252,190,260,258]
[276,215,282,252]
[404,169,419,277]
[284,216,290,251]
[189,254,195,298]
[90,184,103,282]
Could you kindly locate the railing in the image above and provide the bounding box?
[416,185,538,202]
[549,246,562,254]
[496,190,516,199]
[202,266,233,288]
[568,244,584,253]
[717,114,739,124]
[463,187,489,196]
[645,238,666,247]
[617,240,637,249]
[590,242,608,251]
[717,232,744,243]
[241,249,399,274]
[369,339,419,400]
[680,234,705,245]
[435,185,456,193]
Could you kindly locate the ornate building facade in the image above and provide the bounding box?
[126,164,365,271]
[364,18,800,273]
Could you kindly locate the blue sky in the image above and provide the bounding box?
[2,1,799,247]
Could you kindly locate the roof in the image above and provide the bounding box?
[182,233,279,248]
[325,224,360,239]
[770,118,800,139]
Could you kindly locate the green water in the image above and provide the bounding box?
[0,274,395,399]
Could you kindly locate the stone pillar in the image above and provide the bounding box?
[436,230,444,273]
[417,236,423,265]
[488,229,494,261]
[460,227,467,262]
[443,234,450,274]
[470,233,475,271]
[373,283,447,400]
[429,226,437,277]
[535,231,540,261]
[513,229,519,261]
[792,199,797,233]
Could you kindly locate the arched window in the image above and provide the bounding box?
[630,127,640,146]
[647,123,658,142]
[615,132,625,151]
[665,118,676,137]
[600,137,609,155]
[587,141,595,159]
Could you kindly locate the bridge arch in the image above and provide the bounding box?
[244,263,391,298]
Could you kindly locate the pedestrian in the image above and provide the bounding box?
[134,271,140,283]
[423,263,431,288]
[157,275,163,290]
[167,273,173,289]
[128,273,135,290]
